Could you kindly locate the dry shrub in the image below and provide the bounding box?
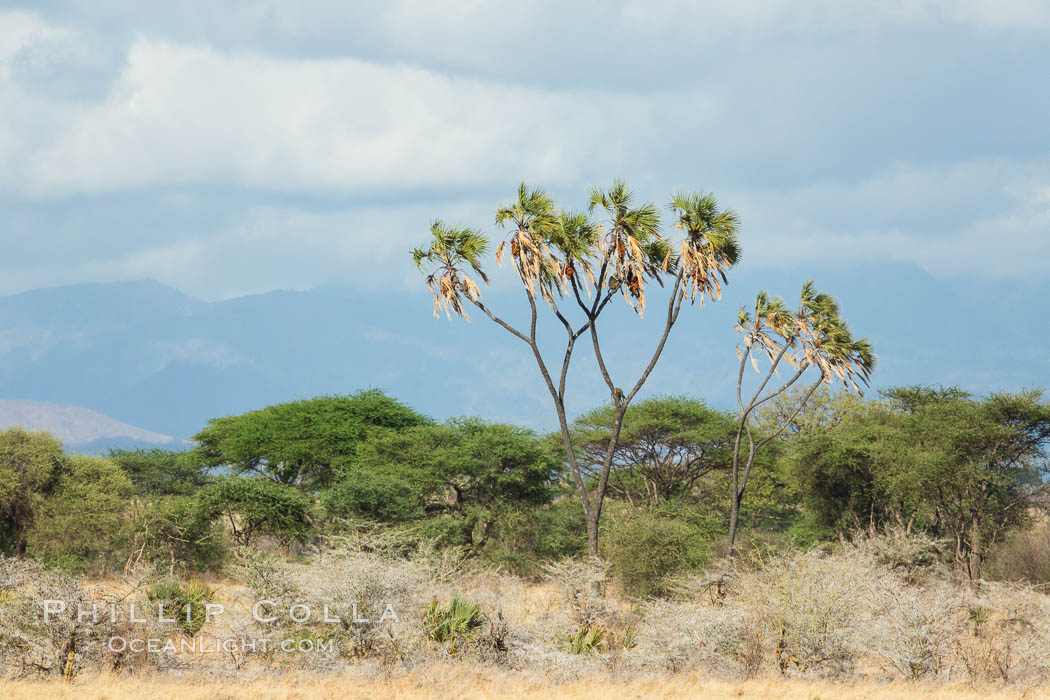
[543,558,612,628]
[8,528,1050,689]
[230,547,426,668]
[637,597,763,678]
[848,527,945,577]
[0,557,172,678]
[719,531,1050,686]
[861,579,958,679]
[952,581,1050,684]
[735,548,873,677]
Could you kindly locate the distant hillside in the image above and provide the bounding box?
[0,267,1045,440]
[0,399,173,448]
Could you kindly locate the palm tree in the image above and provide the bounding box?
[726,282,875,557]
[410,181,742,574]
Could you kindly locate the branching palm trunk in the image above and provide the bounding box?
[470,268,686,575]
[727,334,824,559]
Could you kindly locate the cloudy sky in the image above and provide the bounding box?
[2,1,1048,301]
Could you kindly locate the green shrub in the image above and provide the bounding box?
[27,456,133,574]
[146,579,216,636]
[478,499,586,577]
[131,495,226,575]
[565,624,637,654]
[0,428,65,556]
[323,469,422,522]
[782,512,836,549]
[603,508,709,598]
[567,626,605,654]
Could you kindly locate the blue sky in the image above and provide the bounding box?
[1,1,1048,301]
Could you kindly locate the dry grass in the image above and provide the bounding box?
[3,670,1046,700]
[5,531,1050,693]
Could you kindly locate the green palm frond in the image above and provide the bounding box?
[424,595,486,655]
[496,182,557,236]
[794,282,876,391]
[672,190,741,304]
[567,626,606,655]
[415,220,489,274]
[590,180,662,243]
[642,239,677,275]
[549,210,598,261]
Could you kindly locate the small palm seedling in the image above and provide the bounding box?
[566,626,606,654]
[423,595,486,655]
[146,579,216,636]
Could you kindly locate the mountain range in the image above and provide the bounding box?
[0,399,174,452]
[0,262,1045,451]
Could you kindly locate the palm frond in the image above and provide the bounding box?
[672,190,741,305]
[409,220,492,320]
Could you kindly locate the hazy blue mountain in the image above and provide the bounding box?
[0,264,1045,448]
[0,399,174,452]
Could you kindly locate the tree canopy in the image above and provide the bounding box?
[0,428,66,556]
[790,387,1050,583]
[324,418,559,547]
[196,476,313,548]
[109,448,211,496]
[191,390,428,488]
[570,396,736,505]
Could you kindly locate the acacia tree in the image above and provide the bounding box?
[727,282,875,556]
[411,181,740,561]
[789,388,1050,587]
[570,396,736,505]
[192,391,427,489]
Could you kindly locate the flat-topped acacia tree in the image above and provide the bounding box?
[727,282,875,557]
[410,181,740,561]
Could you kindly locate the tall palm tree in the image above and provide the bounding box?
[410,181,741,574]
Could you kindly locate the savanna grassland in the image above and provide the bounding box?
[2,385,1050,697]
[4,527,1050,697]
[3,673,1043,699]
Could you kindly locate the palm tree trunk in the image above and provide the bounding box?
[727,490,742,559]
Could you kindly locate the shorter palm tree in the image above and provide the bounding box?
[727,282,875,556]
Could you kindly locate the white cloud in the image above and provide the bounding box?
[731,157,1050,278]
[0,4,1048,298]
[0,10,61,66]
[620,0,1050,32]
[0,198,500,299]
[4,36,683,197]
